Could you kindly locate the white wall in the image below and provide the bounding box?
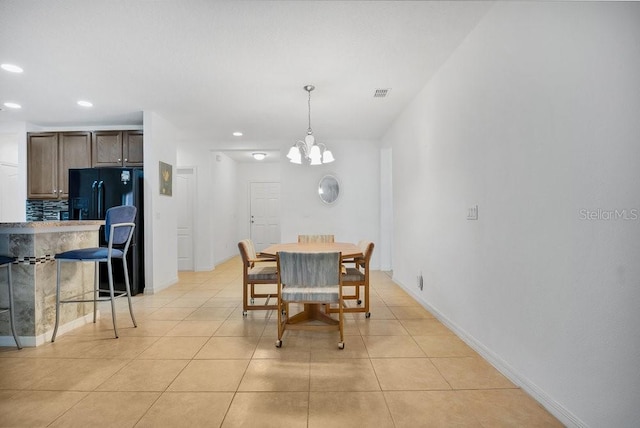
[0,133,19,163]
[0,122,27,221]
[211,152,238,265]
[143,111,179,293]
[0,131,25,221]
[379,147,392,271]
[280,139,381,267]
[383,2,640,427]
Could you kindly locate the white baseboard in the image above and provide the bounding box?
[145,276,179,294]
[0,311,100,347]
[394,277,588,428]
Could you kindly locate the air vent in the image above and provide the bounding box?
[374,88,391,98]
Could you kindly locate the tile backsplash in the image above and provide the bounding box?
[26,200,69,221]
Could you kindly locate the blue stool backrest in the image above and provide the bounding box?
[105,205,137,245]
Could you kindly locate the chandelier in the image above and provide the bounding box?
[286,85,335,165]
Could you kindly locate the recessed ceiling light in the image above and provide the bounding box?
[77,100,93,107]
[233,132,243,137]
[3,102,21,109]
[252,153,267,161]
[1,63,23,73]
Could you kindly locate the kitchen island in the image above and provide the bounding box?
[0,221,103,347]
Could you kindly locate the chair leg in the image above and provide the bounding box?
[5,264,21,349]
[338,297,344,349]
[276,296,283,347]
[242,274,249,316]
[121,257,137,327]
[275,286,286,347]
[107,260,118,339]
[52,260,62,342]
[93,262,98,323]
[364,280,370,317]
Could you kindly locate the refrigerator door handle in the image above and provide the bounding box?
[91,180,99,220]
[97,180,104,219]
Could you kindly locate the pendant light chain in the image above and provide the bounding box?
[307,88,313,135]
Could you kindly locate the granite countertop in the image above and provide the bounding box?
[0,220,104,233]
[0,220,104,228]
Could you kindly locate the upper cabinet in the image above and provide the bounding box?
[27,133,58,199]
[27,132,92,199]
[27,130,143,200]
[92,130,143,167]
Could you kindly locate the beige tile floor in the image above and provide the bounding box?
[0,257,563,427]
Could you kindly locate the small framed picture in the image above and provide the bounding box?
[159,161,173,196]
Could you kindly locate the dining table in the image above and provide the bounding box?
[260,241,363,325]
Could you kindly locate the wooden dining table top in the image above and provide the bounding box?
[260,242,362,259]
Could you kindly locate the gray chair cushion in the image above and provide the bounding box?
[282,286,339,303]
[342,267,365,282]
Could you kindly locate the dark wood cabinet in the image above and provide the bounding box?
[58,132,93,198]
[124,131,144,166]
[27,132,92,199]
[28,129,142,200]
[92,130,143,167]
[27,133,58,199]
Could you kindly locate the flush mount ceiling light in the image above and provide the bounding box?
[3,102,21,109]
[233,131,243,137]
[1,63,23,73]
[252,152,267,161]
[286,85,334,166]
[77,100,93,107]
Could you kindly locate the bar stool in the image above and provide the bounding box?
[0,255,22,349]
[52,205,138,342]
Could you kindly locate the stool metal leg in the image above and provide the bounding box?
[93,262,98,323]
[122,256,137,327]
[107,258,119,338]
[52,260,62,342]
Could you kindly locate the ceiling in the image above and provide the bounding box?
[0,1,493,162]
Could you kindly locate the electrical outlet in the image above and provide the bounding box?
[467,204,478,220]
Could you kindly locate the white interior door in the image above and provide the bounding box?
[177,168,195,271]
[250,182,281,252]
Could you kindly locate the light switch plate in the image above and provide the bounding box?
[467,205,478,220]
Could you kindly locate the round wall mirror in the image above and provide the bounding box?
[318,175,340,204]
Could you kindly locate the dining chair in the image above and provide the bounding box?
[237,239,278,316]
[328,241,374,318]
[0,255,22,349]
[276,251,344,349]
[341,239,367,266]
[297,234,335,243]
[52,205,138,341]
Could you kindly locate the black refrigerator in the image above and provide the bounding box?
[68,167,145,295]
